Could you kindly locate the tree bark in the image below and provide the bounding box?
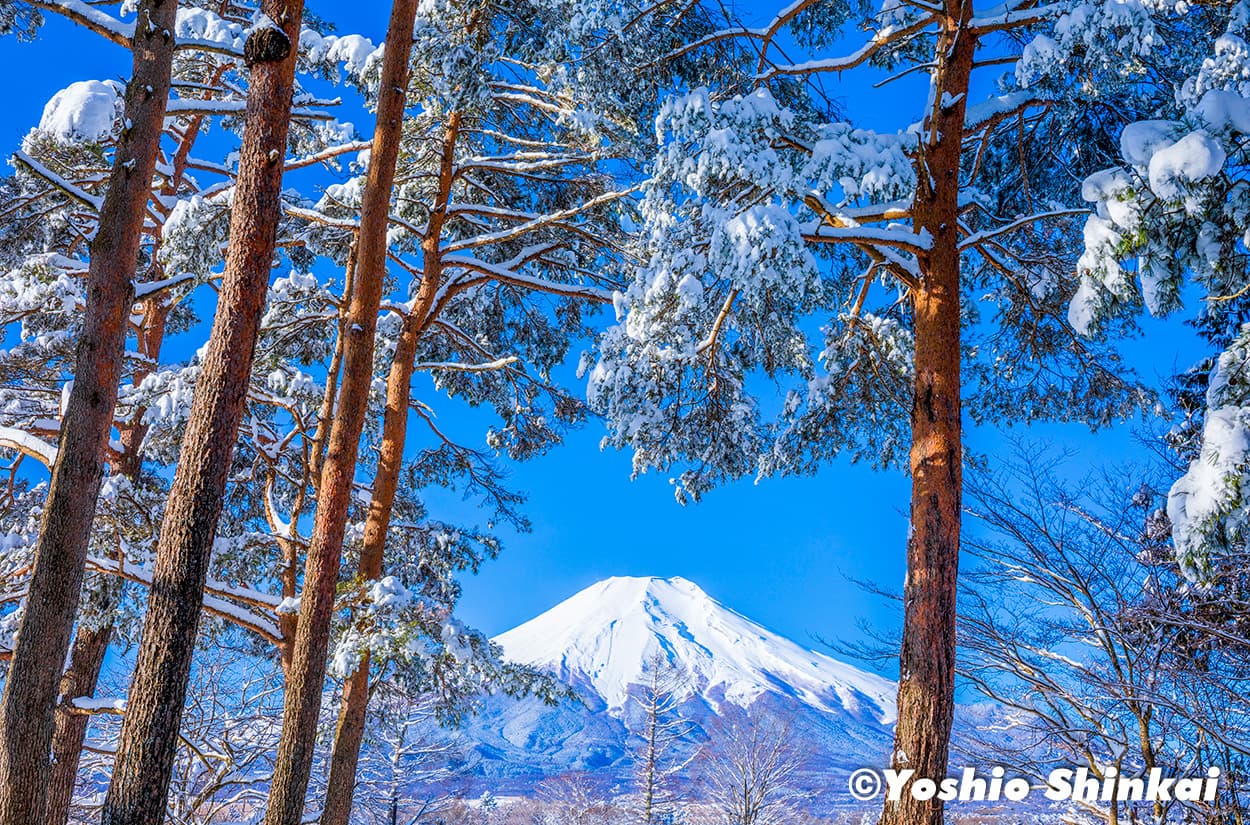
[43,620,112,825]
[318,315,415,825]
[42,91,209,817]
[0,3,179,823]
[43,295,175,825]
[262,4,417,823]
[878,5,975,825]
[318,107,461,825]
[99,3,305,823]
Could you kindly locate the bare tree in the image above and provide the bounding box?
[535,772,624,825]
[632,653,695,824]
[313,688,463,825]
[696,711,810,825]
[960,447,1250,825]
[71,650,283,825]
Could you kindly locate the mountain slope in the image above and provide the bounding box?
[495,576,896,724]
[447,576,897,802]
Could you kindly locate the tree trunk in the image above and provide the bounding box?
[318,107,462,825]
[43,295,174,825]
[262,4,416,823]
[99,3,305,823]
[0,4,179,823]
[43,620,112,825]
[878,6,974,825]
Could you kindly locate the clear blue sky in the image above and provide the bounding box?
[0,2,1204,680]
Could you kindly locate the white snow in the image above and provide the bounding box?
[72,696,126,713]
[0,426,57,466]
[1196,89,1250,134]
[494,575,896,724]
[1120,120,1179,168]
[299,30,382,78]
[1147,131,1226,200]
[175,6,243,49]
[37,80,122,144]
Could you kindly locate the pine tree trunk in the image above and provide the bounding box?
[43,620,112,825]
[319,312,418,825]
[878,6,974,825]
[99,4,304,823]
[0,4,179,823]
[262,4,416,823]
[43,296,173,825]
[318,106,461,825]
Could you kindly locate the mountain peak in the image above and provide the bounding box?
[581,574,706,604]
[494,576,896,725]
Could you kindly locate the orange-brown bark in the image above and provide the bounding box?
[262,4,419,823]
[0,2,180,822]
[318,105,463,825]
[100,2,305,822]
[879,6,975,825]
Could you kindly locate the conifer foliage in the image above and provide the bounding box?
[1,0,1246,824]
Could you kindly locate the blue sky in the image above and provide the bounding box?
[0,2,1206,679]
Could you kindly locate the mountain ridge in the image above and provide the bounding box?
[443,575,898,804]
[494,575,896,724]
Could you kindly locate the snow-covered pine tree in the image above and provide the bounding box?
[0,3,180,821]
[588,2,1153,823]
[310,2,725,822]
[1067,0,1250,583]
[0,5,374,819]
[263,2,419,822]
[1,2,552,821]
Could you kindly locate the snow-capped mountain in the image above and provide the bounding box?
[496,575,896,724]
[447,576,897,804]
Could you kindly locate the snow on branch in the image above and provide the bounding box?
[28,0,245,57]
[444,185,640,253]
[969,1,1066,32]
[284,205,358,230]
[133,272,196,299]
[440,253,614,302]
[803,224,932,253]
[84,555,282,643]
[12,151,104,211]
[413,356,520,373]
[962,91,1048,133]
[757,15,938,80]
[0,426,57,467]
[959,208,1088,251]
[284,140,372,172]
[27,0,132,47]
[166,100,338,121]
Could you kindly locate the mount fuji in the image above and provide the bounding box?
[446,576,898,803]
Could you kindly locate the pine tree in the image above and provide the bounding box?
[1067,0,1250,582]
[0,3,180,823]
[589,3,1151,823]
[313,2,718,822]
[263,2,418,823]
[100,2,309,822]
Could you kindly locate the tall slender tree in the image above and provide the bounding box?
[0,2,180,823]
[632,653,693,824]
[263,2,418,822]
[100,1,307,822]
[589,2,1153,823]
[311,2,722,820]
